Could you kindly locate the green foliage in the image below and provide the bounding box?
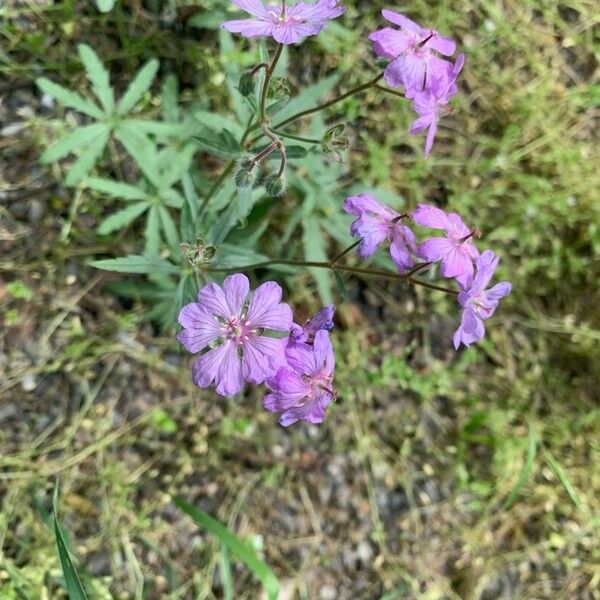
[174,497,280,600]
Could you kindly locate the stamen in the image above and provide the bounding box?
[459,228,481,244]
[418,31,435,47]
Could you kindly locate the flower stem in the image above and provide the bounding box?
[207,258,457,296]
[375,84,406,100]
[272,130,322,144]
[273,72,384,131]
[260,43,284,122]
[330,240,360,265]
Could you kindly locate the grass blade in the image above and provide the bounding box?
[53,484,88,600]
[173,496,279,600]
[503,425,537,509]
[542,447,582,509]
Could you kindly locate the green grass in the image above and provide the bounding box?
[1,0,599,598]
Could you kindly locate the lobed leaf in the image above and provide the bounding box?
[118,59,159,115]
[77,44,115,114]
[90,255,180,274]
[36,77,104,120]
[65,128,110,186]
[40,122,108,163]
[97,201,149,235]
[85,177,149,201]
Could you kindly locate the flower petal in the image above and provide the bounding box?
[429,34,456,56]
[242,335,286,384]
[290,0,345,20]
[313,330,335,373]
[221,19,274,38]
[198,281,231,318]
[417,236,453,261]
[223,273,249,316]
[412,204,451,229]
[247,282,292,330]
[343,194,398,219]
[177,303,222,353]
[216,342,244,396]
[231,0,270,18]
[191,344,229,389]
[390,236,415,272]
[382,9,422,33]
[272,22,323,44]
[369,27,410,59]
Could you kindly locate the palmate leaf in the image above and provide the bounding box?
[194,129,242,159]
[97,201,149,235]
[159,205,180,254]
[85,177,149,201]
[65,128,110,186]
[53,485,89,600]
[36,77,104,120]
[208,187,256,246]
[125,119,188,138]
[115,122,161,187]
[145,205,161,255]
[78,44,115,115]
[117,59,159,115]
[174,497,279,600]
[40,122,108,163]
[90,255,180,274]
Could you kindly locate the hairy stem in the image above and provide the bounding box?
[259,43,284,122]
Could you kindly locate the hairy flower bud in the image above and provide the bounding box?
[238,72,255,97]
[323,124,350,162]
[265,174,285,197]
[235,155,256,189]
[181,238,216,268]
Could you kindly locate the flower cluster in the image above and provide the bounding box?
[178,273,337,426]
[369,10,465,157]
[344,195,511,348]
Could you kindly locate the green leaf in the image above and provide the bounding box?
[97,201,149,235]
[124,119,188,138]
[503,426,537,509]
[174,497,279,600]
[78,44,114,114]
[53,484,88,600]
[65,128,110,186]
[209,187,255,246]
[115,122,161,187]
[85,177,149,201]
[303,216,333,304]
[41,123,108,163]
[194,130,242,159]
[36,77,104,120]
[161,74,180,122]
[145,205,160,255]
[188,10,229,30]
[160,143,197,189]
[90,255,179,274]
[220,545,234,600]
[194,111,244,138]
[334,271,349,301]
[263,145,308,160]
[542,447,582,509]
[159,205,180,253]
[117,59,159,115]
[95,0,116,12]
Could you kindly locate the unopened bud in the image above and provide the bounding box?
[181,238,216,268]
[265,174,285,197]
[235,155,256,189]
[238,72,255,97]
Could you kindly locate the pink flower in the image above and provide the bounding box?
[343,193,418,273]
[408,54,464,157]
[265,330,335,426]
[369,9,456,94]
[412,203,479,287]
[222,0,345,45]
[289,305,335,347]
[177,274,292,396]
[453,250,512,349]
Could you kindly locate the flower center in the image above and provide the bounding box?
[222,317,253,345]
[470,294,493,318]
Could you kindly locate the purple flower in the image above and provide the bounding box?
[408,54,464,157]
[412,203,479,287]
[289,305,335,346]
[343,193,418,273]
[369,9,456,94]
[222,0,345,45]
[177,274,292,397]
[265,330,335,426]
[453,250,512,349]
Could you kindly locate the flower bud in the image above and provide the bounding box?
[265,174,285,197]
[235,155,256,189]
[181,238,216,268]
[238,72,255,97]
